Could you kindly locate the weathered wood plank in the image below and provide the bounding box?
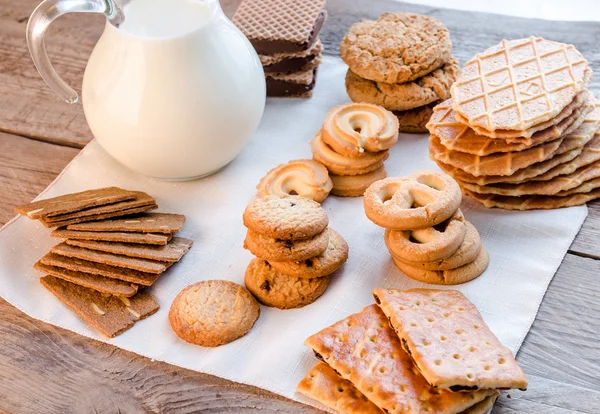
[0,131,79,226]
[570,200,600,258]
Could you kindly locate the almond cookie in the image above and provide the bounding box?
[345,58,460,111]
[256,159,332,203]
[330,166,388,197]
[244,258,330,309]
[244,228,329,262]
[243,195,328,240]
[340,12,452,84]
[169,280,260,347]
[310,131,389,176]
[394,101,438,133]
[268,228,348,278]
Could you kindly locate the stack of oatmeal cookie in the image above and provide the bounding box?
[341,12,459,132]
[242,195,348,309]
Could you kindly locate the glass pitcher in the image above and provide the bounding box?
[27,0,265,180]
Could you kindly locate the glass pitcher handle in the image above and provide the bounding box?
[26,0,118,104]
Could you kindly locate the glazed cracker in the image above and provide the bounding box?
[372,289,528,391]
[66,212,185,234]
[40,276,159,338]
[304,304,495,414]
[297,362,382,414]
[52,228,171,245]
[65,237,193,262]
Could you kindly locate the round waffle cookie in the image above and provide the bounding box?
[451,37,590,134]
[465,187,600,210]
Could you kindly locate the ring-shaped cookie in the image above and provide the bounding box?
[321,103,399,157]
[384,210,465,262]
[364,170,462,230]
[256,159,333,203]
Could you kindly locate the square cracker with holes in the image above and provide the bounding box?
[304,304,496,414]
[372,288,528,391]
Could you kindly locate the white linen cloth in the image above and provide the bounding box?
[0,57,587,412]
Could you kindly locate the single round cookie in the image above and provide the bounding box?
[394,102,438,133]
[243,195,328,240]
[244,258,330,309]
[340,12,452,84]
[345,58,460,111]
[331,166,388,197]
[268,228,349,278]
[392,245,489,285]
[168,280,260,347]
[244,228,330,262]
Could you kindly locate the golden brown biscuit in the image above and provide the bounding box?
[330,166,388,197]
[244,228,329,262]
[256,159,332,202]
[394,102,438,133]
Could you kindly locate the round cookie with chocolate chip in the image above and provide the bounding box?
[243,195,328,240]
[169,280,260,347]
[340,12,452,84]
[244,228,330,262]
[244,258,330,309]
[268,229,348,278]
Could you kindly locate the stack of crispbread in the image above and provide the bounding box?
[15,187,193,337]
[427,37,600,210]
[298,288,527,414]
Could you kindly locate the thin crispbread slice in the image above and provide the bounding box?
[304,304,496,414]
[66,212,186,234]
[42,192,155,221]
[51,228,171,245]
[65,237,193,263]
[372,288,528,391]
[40,276,159,338]
[34,261,139,297]
[296,362,383,414]
[51,242,169,274]
[14,187,137,220]
[40,204,158,228]
[40,252,161,286]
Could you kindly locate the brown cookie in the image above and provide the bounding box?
[268,228,348,278]
[244,228,329,262]
[330,166,388,197]
[51,242,169,274]
[40,204,159,228]
[340,12,452,84]
[34,261,139,297]
[40,276,159,338]
[243,195,328,240]
[394,102,438,133]
[169,280,260,347]
[51,228,171,245]
[345,58,460,111]
[14,187,137,219]
[244,258,330,309]
[65,237,193,262]
[66,212,185,234]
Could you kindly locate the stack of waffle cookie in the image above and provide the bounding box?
[298,288,527,414]
[15,187,193,338]
[233,0,326,97]
[364,171,489,285]
[311,103,399,197]
[427,37,600,210]
[242,195,348,309]
[341,12,459,133]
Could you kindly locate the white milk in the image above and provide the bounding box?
[81,0,265,179]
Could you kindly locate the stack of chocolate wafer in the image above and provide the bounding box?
[298,288,527,414]
[242,195,347,309]
[428,37,600,210]
[15,187,193,337]
[233,0,326,97]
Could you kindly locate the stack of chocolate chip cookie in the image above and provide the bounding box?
[428,37,600,210]
[311,103,399,196]
[15,187,193,337]
[233,0,326,97]
[242,195,348,309]
[341,12,459,133]
[298,288,527,413]
[364,171,488,285]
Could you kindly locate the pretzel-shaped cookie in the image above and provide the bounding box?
[364,171,462,230]
[384,210,465,262]
[321,103,399,157]
[256,159,333,202]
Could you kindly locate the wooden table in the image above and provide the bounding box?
[1,0,599,412]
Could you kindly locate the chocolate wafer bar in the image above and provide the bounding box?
[266,66,319,98]
[232,0,326,55]
[261,39,323,73]
[66,237,193,262]
[51,228,172,245]
[40,276,159,338]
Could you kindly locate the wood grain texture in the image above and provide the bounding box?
[570,200,600,259]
